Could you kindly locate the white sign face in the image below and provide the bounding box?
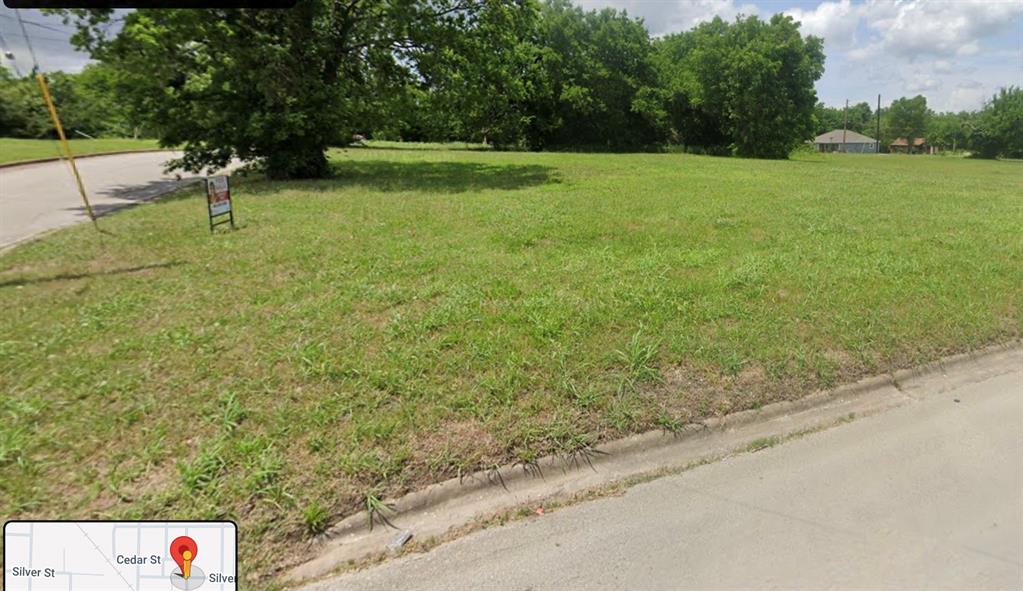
[207,176,231,216]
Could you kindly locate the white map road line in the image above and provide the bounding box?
[73,523,136,591]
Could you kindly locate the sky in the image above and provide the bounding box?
[2,1,1022,112]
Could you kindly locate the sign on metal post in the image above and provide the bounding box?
[206,175,235,232]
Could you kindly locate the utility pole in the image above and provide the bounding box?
[876,94,881,154]
[842,99,848,152]
[37,73,98,228]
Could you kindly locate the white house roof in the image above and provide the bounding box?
[814,129,877,144]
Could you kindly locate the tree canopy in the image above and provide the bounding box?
[57,1,523,178]
[972,86,1023,159]
[651,15,825,157]
[49,1,832,175]
[885,95,929,146]
[0,64,137,139]
[40,1,1023,169]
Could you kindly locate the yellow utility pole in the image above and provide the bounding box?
[36,72,98,228]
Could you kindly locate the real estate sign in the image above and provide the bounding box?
[205,175,235,231]
[207,176,232,216]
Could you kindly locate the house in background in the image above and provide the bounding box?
[813,129,878,153]
[890,137,937,154]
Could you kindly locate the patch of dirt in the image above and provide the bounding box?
[119,460,176,504]
[655,360,803,421]
[408,419,504,480]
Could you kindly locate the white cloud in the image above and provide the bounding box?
[947,85,990,111]
[906,72,941,93]
[819,0,1023,111]
[856,0,1023,60]
[785,0,862,50]
[577,0,759,35]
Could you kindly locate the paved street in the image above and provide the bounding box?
[0,151,198,248]
[309,362,1023,590]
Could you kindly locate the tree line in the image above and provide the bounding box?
[0,63,143,139]
[814,89,1023,158]
[10,0,1018,178]
[46,0,824,177]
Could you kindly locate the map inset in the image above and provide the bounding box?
[4,521,237,591]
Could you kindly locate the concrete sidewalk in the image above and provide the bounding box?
[306,359,1023,590]
[0,151,197,249]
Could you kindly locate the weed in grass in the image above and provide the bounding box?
[616,331,662,384]
[138,428,167,470]
[563,378,601,409]
[745,436,782,453]
[366,492,396,531]
[0,423,29,467]
[655,413,685,433]
[302,501,330,537]
[219,392,248,432]
[244,445,290,504]
[178,444,227,492]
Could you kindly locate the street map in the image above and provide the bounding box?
[4,521,237,591]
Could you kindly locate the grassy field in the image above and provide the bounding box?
[0,137,163,165]
[1,148,1020,585]
[358,139,491,151]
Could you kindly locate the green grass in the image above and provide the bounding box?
[357,139,492,151]
[1,148,1020,585]
[0,137,163,165]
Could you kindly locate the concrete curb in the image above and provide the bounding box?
[0,149,174,170]
[286,340,1022,586]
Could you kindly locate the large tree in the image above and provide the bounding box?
[927,110,972,152]
[55,1,515,179]
[421,0,543,147]
[972,86,1023,159]
[520,0,659,149]
[885,95,929,149]
[646,15,824,158]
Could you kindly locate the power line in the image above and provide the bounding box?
[14,10,39,71]
[0,29,24,76]
[0,25,73,44]
[0,13,76,34]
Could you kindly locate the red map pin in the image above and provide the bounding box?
[170,536,198,579]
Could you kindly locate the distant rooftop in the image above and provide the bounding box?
[814,129,877,144]
[891,137,926,146]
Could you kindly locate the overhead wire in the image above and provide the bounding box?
[0,29,24,76]
[13,10,40,71]
[0,13,77,34]
[0,26,76,44]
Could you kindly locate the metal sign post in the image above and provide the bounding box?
[205,175,235,232]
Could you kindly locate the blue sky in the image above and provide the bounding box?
[2,1,1022,112]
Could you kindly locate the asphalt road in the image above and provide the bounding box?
[0,151,200,248]
[311,363,1023,590]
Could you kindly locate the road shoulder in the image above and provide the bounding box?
[287,341,1022,586]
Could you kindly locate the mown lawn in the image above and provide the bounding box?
[1,148,1020,585]
[0,137,163,165]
